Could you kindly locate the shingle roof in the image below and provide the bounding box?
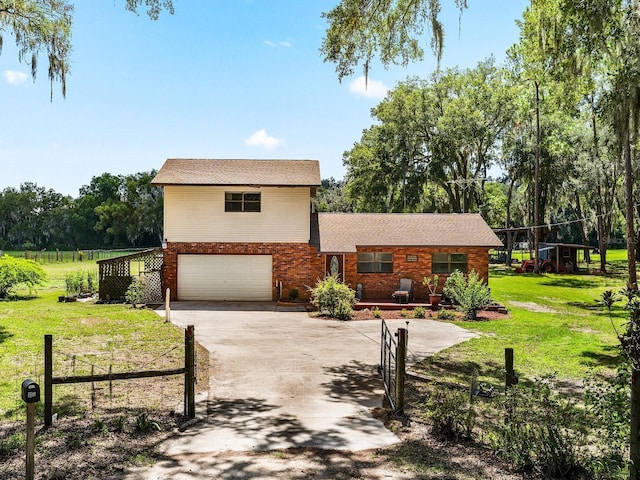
[151,159,321,186]
[318,213,503,252]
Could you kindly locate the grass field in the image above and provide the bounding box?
[0,250,633,418]
[419,251,629,387]
[0,260,188,421]
[0,250,636,479]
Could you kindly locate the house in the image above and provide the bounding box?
[317,213,503,300]
[151,159,503,302]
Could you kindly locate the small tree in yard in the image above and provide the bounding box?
[0,255,47,298]
[443,270,491,320]
[308,275,356,320]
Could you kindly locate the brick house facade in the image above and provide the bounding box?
[152,159,503,302]
[341,246,491,301]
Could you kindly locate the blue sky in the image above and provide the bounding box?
[1,0,528,197]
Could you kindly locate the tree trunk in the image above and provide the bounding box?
[632,367,640,480]
[505,179,515,267]
[573,193,591,263]
[623,123,637,289]
[533,81,541,274]
[623,110,639,480]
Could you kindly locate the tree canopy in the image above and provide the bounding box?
[0,0,173,98]
[0,171,162,250]
[321,0,467,81]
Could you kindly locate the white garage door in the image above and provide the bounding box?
[178,254,272,301]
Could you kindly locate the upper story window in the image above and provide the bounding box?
[225,192,261,212]
[357,252,393,273]
[432,252,468,274]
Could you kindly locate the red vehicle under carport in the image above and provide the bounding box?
[515,243,590,273]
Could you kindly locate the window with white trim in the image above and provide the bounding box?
[225,192,261,212]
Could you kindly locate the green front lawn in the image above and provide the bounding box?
[0,261,184,419]
[420,262,628,385]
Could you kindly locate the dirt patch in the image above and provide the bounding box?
[509,300,557,313]
[1,408,519,479]
[1,342,210,480]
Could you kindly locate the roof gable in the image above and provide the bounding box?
[318,213,503,252]
[151,159,321,186]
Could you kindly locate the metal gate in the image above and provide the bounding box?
[378,320,408,412]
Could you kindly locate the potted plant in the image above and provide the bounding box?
[423,274,441,309]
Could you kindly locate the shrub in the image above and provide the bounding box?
[424,387,475,440]
[288,288,299,301]
[436,309,457,321]
[583,366,629,479]
[490,376,586,477]
[372,306,382,319]
[443,270,491,320]
[0,255,46,298]
[308,275,356,319]
[125,276,148,307]
[335,298,354,320]
[65,269,97,297]
[413,305,426,319]
[400,308,410,318]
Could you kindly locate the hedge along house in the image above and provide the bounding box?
[316,213,503,301]
[152,159,503,302]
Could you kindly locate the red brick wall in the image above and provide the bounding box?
[161,242,490,302]
[342,247,490,301]
[163,242,324,301]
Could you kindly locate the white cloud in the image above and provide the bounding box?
[348,76,389,99]
[4,70,28,86]
[245,129,285,149]
[264,40,291,48]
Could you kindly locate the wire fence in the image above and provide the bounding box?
[1,248,153,264]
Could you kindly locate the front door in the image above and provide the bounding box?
[325,254,344,280]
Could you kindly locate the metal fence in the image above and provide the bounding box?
[1,248,154,264]
[380,320,397,410]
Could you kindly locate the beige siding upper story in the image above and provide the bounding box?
[164,185,311,243]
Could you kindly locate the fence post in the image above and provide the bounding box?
[44,335,53,427]
[184,325,195,418]
[165,288,171,323]
[26,402,36,480]
[395,328,408,413]
[505,347,515,391]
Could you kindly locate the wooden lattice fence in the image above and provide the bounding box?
[97,248,163,303]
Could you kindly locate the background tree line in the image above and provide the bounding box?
[315,15,632,272]
[0,171,162,250]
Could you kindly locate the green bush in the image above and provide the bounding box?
[436,309,457,321]
[490,376,586,477]
[64,269,97,297]
[583,366,629,479]
[125,276,148,307]
[308,275,356,320]
[0,254,46,298]
[424,387,475,440]
[372,306,382,319]
[288,288,299,301]
[413,305,426,319]
[443,270,491,320]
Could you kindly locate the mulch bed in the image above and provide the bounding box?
[351,308,510,321]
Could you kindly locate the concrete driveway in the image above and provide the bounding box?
[131,302,475,476]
